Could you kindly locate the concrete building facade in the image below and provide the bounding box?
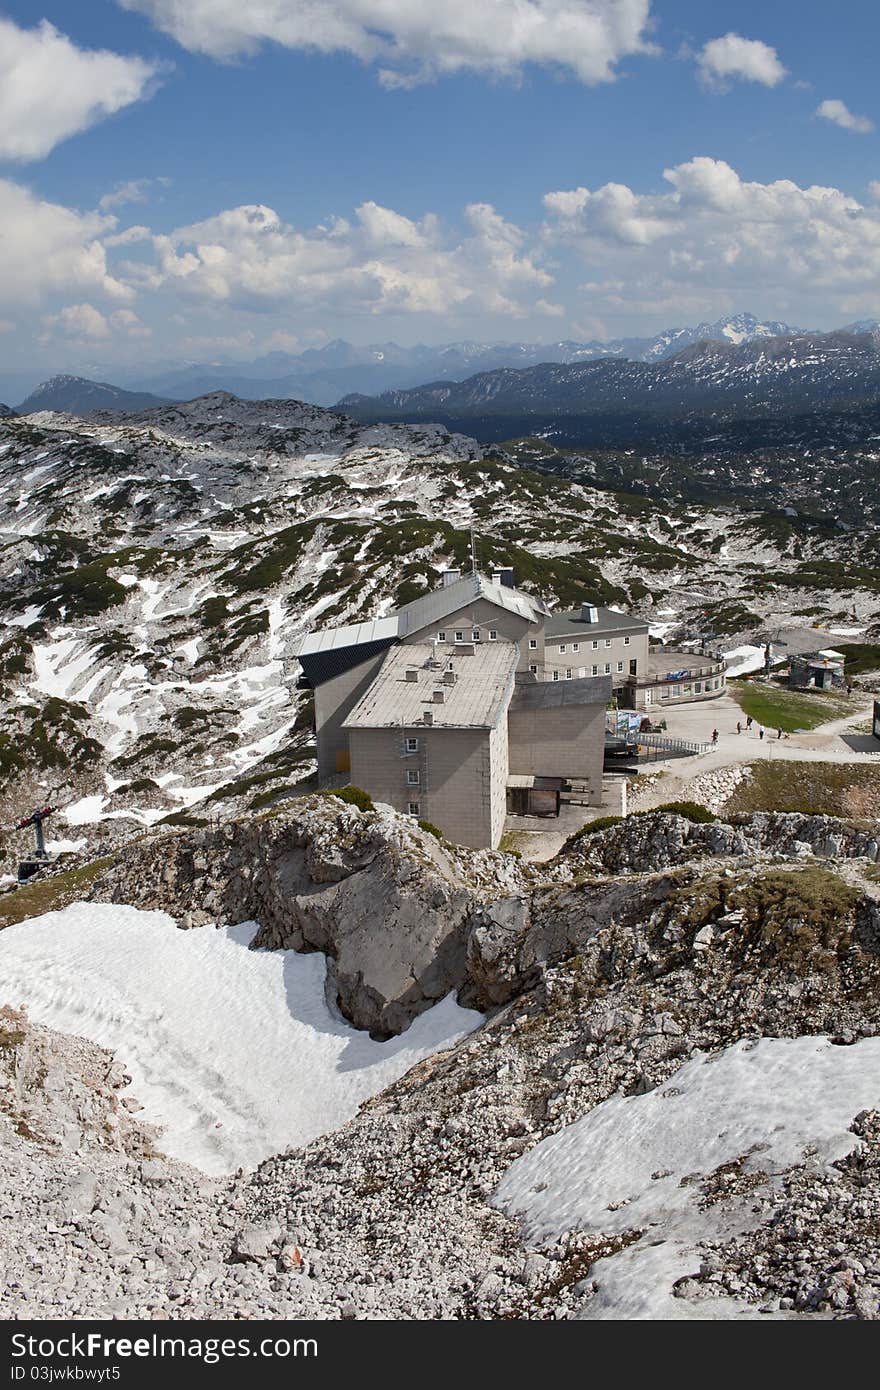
[294,568,717,848]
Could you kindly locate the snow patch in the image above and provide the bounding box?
[0,903,482,1175]
[494,1036,880,1320]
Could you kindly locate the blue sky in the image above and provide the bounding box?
[1,1,879,372]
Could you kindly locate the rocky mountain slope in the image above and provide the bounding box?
[17,376,170,417]
[341,330,880,428]
[0,390,877,872]
[2,801,880,1319]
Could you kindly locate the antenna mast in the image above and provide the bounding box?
[469,525,477,575]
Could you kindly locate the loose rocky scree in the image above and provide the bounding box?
[2,802,880,1318]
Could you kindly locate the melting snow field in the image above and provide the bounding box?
[494,1036,880,1320]
[0,903,482,1177]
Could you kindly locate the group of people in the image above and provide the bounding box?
[711,715,787,746]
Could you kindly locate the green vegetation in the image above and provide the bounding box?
[726,761,880,819]
[0,697,102,779]
[0,857,114,930]
[730,678,848,733]
[319,785,375,812]
[733,866,861,969]
[835,643,880,677]
[417,819,444,841]
[563,815,625,848]
[652,800,717,823]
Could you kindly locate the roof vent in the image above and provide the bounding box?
[581,604,599,623]
[405,668,419,683]
[455,643,476,656]
[442,669,457,685]
[423,709,434,725]
[432,688,446,704]
[492,566,515,589]
[440,568,461,588]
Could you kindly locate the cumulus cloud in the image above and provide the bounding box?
[0,180,132,307]
[128,197,554,320]
[816,99,874,134]
[543,156,880,322]
[696,33,787,90]
[118,0,654,85]
[99,178,169,211]
[0,18,161,162]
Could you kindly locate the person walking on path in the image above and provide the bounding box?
[711,728,719,746]
[777,727,783,739]
[746,715,753,730]
[736,721,742,735]
[759,727,765,740]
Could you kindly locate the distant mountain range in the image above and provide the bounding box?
[0,403,14,418]
[17,376,171,417]
[340,329,880,439]
[13,316,880,427]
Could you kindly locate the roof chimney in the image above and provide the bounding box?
[423,709,433,725]
[581,603,599,623]
[432,688,446,704]
[405,668,419,683]
[442,669,457,685]
[440,568,461,588]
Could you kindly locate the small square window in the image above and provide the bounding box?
[624,636,630,646]
[408,801,420,816]
[591,640,598,650]
[604,663,611,674]
[472,629,481,641]
[552,670,560,682]
[437,630,446,643]
[591,664,598,676]
[528,638,538,649]
[559,644,566,653]
[489,629,497,640]
[617,661,623,673]
[529,664,537,673]
[454,630,464,642]
[565,668,572,680]
[405,737,419,753]
[572,643,579,652]
[407,769,420,785]
[604,638,611,648]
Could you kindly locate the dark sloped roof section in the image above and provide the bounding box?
[297,636,398,688]
[510,674,612,710]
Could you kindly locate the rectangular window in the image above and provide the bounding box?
[528,638,537,650]
[559,644,566,653]
[605,638,611,648]
[454,630,464,643]
[472,628,481,641]
[591,664,598,676]
[565,668,572,680]
[437,630,446,643]
[591,640,599,650]
[405,737,419,753]
[629,659,637,675]
[624,636,631,646]
[407,769,420,785]
[489,629,497,640]
[408,802,420,816]
[694,681,702,693]
[572,643,579,652]
[661,687,670,699]
[552,670,560,682]
[604,663,611,674]
[529,664,537,674]
[617,661,623,673]
[683,685,692,696]
[672,687,679,698]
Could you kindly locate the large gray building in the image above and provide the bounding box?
[294,567,708,847]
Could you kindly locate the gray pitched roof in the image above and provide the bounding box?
[544,606,648,640]
[396,571,549,636]
[343,641,520,730]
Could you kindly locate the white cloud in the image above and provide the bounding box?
[816,99,874,134]
[544,156,880,323]
[0,18,161,162]
[0,180,132,307]
[129,197,554,320]
[99,178,163,211]
[46,303,113,340]
[696,33,786,90]
[118,0,654,85]
[869,181,880,203]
